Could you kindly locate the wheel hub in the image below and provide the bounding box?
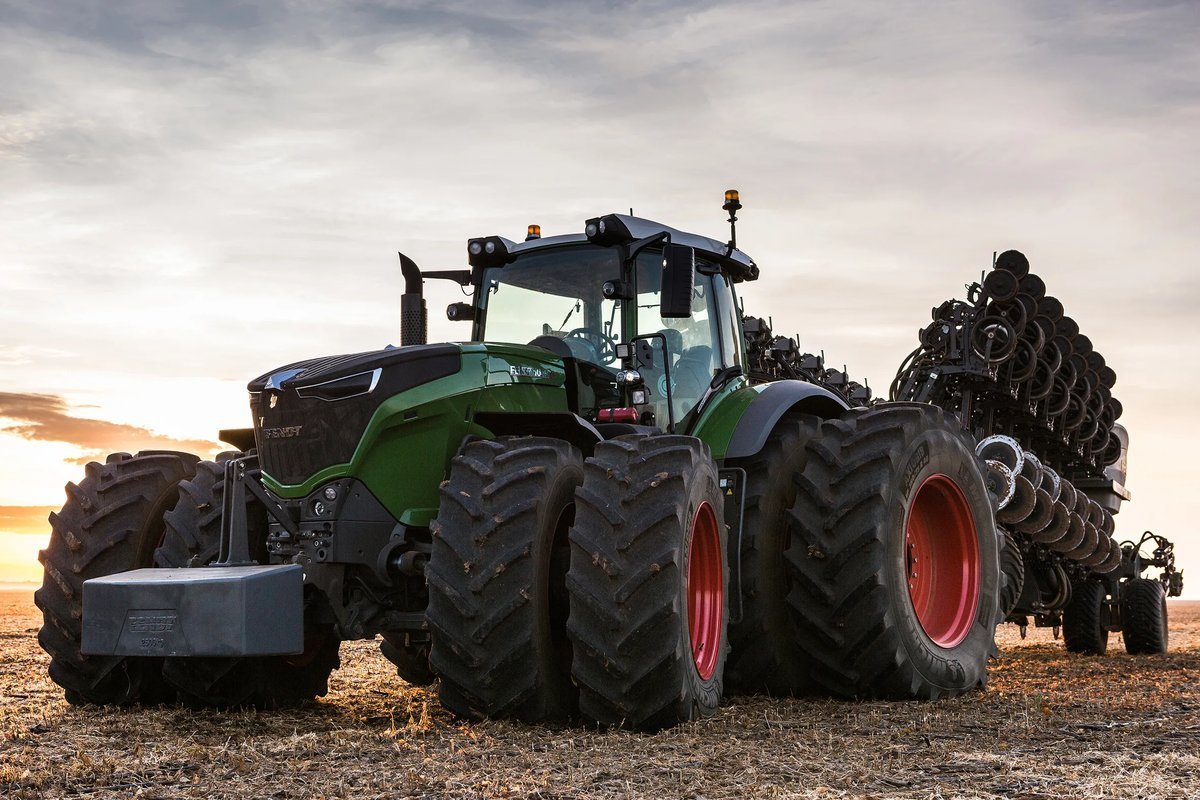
[687,501,722,680]
[904,474,980,648]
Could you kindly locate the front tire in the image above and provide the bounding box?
[426,437,583,722]
[35,451,200,705]
[1121,578,1168,655]
[784,403,1000,699]
[567,435,727,731]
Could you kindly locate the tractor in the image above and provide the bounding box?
[37,191,1161,732]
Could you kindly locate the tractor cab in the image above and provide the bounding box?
[446,212,758,432]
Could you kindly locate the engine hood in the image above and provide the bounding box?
[248,343,462,395]
[248,344,463,486]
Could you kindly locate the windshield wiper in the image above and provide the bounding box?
[558,300,582,331]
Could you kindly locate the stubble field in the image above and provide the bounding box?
[1,590,1197,799]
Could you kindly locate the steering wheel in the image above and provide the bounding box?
[564,327,618,365]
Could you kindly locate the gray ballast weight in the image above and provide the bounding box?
[81,565,304,657]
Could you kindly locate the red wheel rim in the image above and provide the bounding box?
[687,501,722,680]
[905,474,980,648]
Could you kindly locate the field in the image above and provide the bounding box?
[1,590,1198,799]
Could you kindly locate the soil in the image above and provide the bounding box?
[1,589,1197,799]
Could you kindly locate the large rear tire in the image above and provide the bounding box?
[426,437,583,722]
[1121,578,1168,655]
[724,415,822,695]
[567,435,727,730]
[784,403,1000,699]
[1062,579,1108,655]
[35,451,199,705]
[158,456,340,708]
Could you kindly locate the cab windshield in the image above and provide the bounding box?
[480,245,622,366]
[480,243,737,424]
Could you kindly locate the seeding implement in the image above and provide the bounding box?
[891,250,1182,652]
[36,193,1181,730]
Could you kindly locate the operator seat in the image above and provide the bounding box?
[672,345,713,415]
[528,335,573,359]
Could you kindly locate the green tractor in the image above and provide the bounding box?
[36,192,1001,730]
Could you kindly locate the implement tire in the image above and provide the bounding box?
[724,415,822,695]
[35,451,199,705]
[998,529,1025,619]
[784,403,1000,699]
[1121,578,1168,655]
[567,435,727,731]
[158,456,340,708]
[1062,579,1108,655]
[426,436,583,722]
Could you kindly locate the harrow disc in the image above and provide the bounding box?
[972,317,1018,363]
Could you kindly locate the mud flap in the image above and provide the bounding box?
[81,565,304,657]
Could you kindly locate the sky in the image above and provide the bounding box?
[1,0,1198,594]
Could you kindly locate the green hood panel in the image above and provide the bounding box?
[259,344,571,524]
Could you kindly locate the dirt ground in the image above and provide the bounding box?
[1,590,1197,799]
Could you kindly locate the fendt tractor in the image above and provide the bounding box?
[36,192,1181,731]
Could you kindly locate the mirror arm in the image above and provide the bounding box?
[626,231,670,262]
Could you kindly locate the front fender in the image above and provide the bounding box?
[695,380,849,461]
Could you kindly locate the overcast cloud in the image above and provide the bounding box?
[1,0,1198,585]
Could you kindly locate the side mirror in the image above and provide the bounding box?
[660,244,695,319]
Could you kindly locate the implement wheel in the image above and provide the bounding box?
[35,451,199,705]
[725,415,822,695]
[567,435,727,730]
[1121,578,1168,655]
[998,529,1026,619]
[784,403,1000,699]
[1062,579,1108,655]
[158,456,340,708]
[427,436,583,722]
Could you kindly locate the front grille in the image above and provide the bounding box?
[255,394,377,485]
[250,344,461,485]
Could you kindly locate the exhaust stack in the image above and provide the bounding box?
[399,252,427,346]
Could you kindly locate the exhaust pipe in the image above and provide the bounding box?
[399,252,427,347]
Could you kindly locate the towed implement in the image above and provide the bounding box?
[36,193,1180,730]
[891,250,1183,653]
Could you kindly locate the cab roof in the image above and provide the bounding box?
[502,213,759,282]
